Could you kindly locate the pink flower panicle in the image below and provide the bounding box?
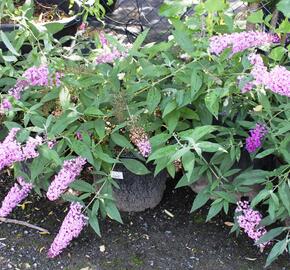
[95,32,129,64]
[99,31,108,47]
[235,200,269,249]
[267,66,290,97]
[0,177,33,217]
[47,202,87,258]
[0,128,24,170]
[46,157,86,201]
[8,65,63,100]
[22,136,43,159]
[245,53,290,97]
[0,129,43,171]
[136,140,152,158]
[209,31,279,55]
[246,123,268,153]
[129,126,152,157]
[0,98,12,112]
[96,48,128,65]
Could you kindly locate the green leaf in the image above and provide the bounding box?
[39,145,62,166]
[59,87,71,110]
[277,0,290,17]
[111,133,133,149]
[255,149,275,159]
[121,159,151,175]
[131,28,150,52]
[206,201,223,221]
[150,133,171,148]
[148,145,177,161]
[179,125,216,142]
[196,141,226,153]
[204,0,227,12]
[256,227,285,245]
[30,156,49,180]
[280,136,290,164]
[0,31,20,56]
[182,151,195,179]
[147,88,161,113]
[44,22,65,34]
[269,46,287,62]
[247,10,264,23]
[61,193,82,203]
[265,240,287,267]
[190,189,209,213]
[234,170,269,185]
[278,182,290,215]
[191,70,202,99]
[251,190,270,208]
[49,111,79,136]
[89,210,101,237]
[84,107,104,116]
[165,111,180,134]
[205,91,219,119]
[106,201,123,223]
[162,101,177,117]
[69,180,95,193]
[70,138,95,165]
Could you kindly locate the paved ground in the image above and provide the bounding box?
[0,173,289,270]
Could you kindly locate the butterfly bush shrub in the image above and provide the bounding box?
[0,0,289,265]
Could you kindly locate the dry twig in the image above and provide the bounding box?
[0,217,49,234]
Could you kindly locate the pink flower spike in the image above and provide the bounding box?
[46,157,86,201]
[0,177,33,217]
[236,200,269,249]
[47,202,87,258]
[246,123,267,153]
[209,31,279,56]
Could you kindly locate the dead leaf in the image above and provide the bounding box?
[224,221,234,227]
[99,245,105,252]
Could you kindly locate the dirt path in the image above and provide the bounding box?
[0,173,289,270]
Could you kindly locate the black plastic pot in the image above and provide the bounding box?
[0,0,81,54]
[111,161,167,212]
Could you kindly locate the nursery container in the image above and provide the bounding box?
[111,161,167,212]
[0,0,81,54]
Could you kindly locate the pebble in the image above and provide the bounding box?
[7,264,13,269]
[24,263,31,269]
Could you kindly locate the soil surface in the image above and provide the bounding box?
[0,173,289,270]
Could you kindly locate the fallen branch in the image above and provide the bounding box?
[0,217,49,234]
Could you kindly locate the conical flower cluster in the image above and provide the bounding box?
[47,202,87,258]
[46,157,86,201]
[0,128,42,171]
[246,123,267,153]
[8,65,63,100]
[129,126,152,157]
[236,200,269,249]
[239,53,290,97]
[209,31,279,55]
[0,177,33,217]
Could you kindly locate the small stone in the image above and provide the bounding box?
[24,230,29,235]
[7,264,13,269]
[33,263,37,268]
[99,245,105,252]
[24,263,31,269]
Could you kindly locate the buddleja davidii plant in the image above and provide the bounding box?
[158,0,290,265]
[204,1,290,266]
